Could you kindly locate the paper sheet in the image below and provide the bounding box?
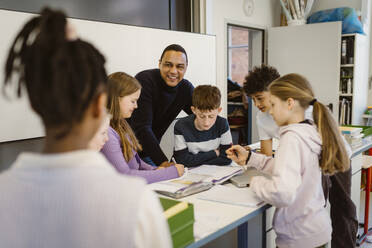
[197,185,264,207]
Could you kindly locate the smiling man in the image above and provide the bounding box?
[130,44,194,167]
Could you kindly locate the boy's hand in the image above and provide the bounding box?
[214,149,220,157]
[226,145,249,165]
[174,164,185,176]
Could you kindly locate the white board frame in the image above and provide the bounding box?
[0,9,216,142]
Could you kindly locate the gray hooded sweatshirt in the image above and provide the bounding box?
[248,122,332,248]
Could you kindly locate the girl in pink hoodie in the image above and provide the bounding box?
[227,73,350,248]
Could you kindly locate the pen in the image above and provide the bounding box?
[171,157,177,164]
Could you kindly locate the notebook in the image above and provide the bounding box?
[149,165,244,199]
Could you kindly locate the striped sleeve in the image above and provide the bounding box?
[220,118,233,145]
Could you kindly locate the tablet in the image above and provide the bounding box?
[230,168,264,188]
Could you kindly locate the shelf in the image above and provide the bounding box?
[230,124,247,129]
[342,33,357,37]
[341,64,354,67]
[227,102,244,106]
[363,114,372,119]
[340,93,353,97]
[340,76,353,79]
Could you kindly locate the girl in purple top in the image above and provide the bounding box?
[101,72,184,183]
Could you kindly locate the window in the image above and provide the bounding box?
[227,25,264,86]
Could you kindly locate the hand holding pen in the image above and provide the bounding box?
[172,157,185,177]
[157,158,184,176]
[226,144,250,166]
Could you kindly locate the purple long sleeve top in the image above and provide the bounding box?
[101,126,179,184]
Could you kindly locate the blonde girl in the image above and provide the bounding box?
[101,72,184,183]
[227,73,349,248]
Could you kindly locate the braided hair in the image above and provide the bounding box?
[4,8,107,138]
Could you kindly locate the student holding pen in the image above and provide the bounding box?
[101,72,184,183]
[244,65,358,247]
[227,73,350,248]
[0,8,172,248]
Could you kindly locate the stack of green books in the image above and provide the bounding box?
[159,197,195,248]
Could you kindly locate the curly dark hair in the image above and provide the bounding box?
[243,64,280,96]
[4,7,107,139]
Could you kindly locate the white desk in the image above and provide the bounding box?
[164,185,271,248]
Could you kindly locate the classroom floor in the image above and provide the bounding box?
[359,191,372,247]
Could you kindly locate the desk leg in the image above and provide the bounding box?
[365,168,371,236]
[238,213,265,248]
[238,223,248,248]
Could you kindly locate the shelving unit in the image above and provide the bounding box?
[227,97,248,146]
[339,33,369,125]
[227,102,244,106]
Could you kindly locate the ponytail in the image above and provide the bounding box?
[270,73,350,175]
[312,100,350,174]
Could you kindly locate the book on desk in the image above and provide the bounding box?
[159,197,195,248]
[149,165,244,199]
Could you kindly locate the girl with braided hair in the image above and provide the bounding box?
[0,8,171,248]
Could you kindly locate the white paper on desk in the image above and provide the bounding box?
[197,185,264,207]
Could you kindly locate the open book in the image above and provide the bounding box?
[149,165,244,199]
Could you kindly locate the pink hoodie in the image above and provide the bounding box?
[248,123,332,248]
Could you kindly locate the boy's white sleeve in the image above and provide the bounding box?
[249,133,302,208]
[134,189,172,248]
[256,114,272,141]
[220,119,233,145]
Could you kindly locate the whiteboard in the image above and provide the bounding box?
[0,9,216,142]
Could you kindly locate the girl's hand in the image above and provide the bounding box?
[159,161,174,168]
[174,164,185,176]
[226,145,249,165]
[215,149,220,157]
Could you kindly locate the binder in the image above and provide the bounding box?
[159,197,195,248]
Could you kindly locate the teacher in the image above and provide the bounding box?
[130,44,194,167]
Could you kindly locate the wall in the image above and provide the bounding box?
[311,0,362,14]
[311,0,372,108]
